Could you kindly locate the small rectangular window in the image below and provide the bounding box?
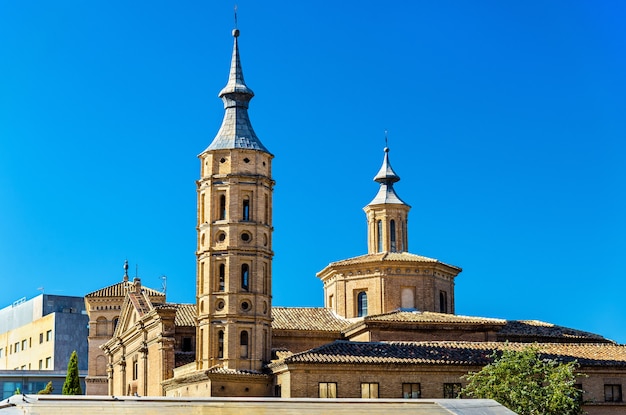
[39,360,43,370]
[132,360,138,380]
[46,330,52,341]
[39,333,44,344]
[21,339,27,350]
[361,383,379,398]
[439,291,448,313]
[319,382,337,398]
[182,337,193,352]
[14,342,19,353]
[403,383,421,398]
[443,383,462,399]
[45,357,51,369]
[605,384,622,402]
[0,348,3,358]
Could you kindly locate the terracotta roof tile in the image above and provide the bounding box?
[499,320,609,342]
[322,252,461,271]
[175,352,195,368]
[153,303,196,326]
[272,307,352,332]
[205,365,267,377]
[85,281,164,298]
[363,310,506,325]
[277,341,626,367]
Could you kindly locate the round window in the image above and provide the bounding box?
[241,301,251,311]
[216,300,225,311]
[217,232,226,242]
[241,232,251,242]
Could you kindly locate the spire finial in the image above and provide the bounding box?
[123,259,129,282]
[384,130,388,149]
[233,5,239,37]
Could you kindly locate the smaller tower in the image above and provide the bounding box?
[317,144,461,318]
[364,147,410,254]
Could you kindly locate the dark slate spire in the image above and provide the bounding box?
[367,147,408,206]
[204,29,269,153]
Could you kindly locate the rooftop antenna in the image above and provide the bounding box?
[160,275,167,295]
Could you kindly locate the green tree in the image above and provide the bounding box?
[38,381,54,394]
[62,350,82,395]
[462,346,584,415]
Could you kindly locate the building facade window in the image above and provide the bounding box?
[218,330,224,358]
[242,198,250,221]
[403,383,421,398]
[443,383,462,399]
[439,291,448,313]
[390,219,396,252]
[46,330,52,341]
[219,264,226,291]
[605,384,622,402]
[219,194,226,220]
[357,291,368,317]
[39,333,43,344]
[319,382,337,398]
[182,337,193,352]
[132,359,138,380]
[45,357,51,369]
[96,317,108,336]
[361,383,379,398]
[241,264,249,291]
[240,331,249,358]
[377,220,383,253]
[21,340,26,350]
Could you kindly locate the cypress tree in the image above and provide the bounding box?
[62,350,82,395]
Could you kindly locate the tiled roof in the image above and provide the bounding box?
[323,252,461,271]
[363,310,505,325]
[174,304,196,326]
[205,365,267,377]
[277,340,626,367]
[499,320,609,342]
[175,352,196,368]
[85,280,164,298]
[128,291,152,317]
[153,303,197,326]
[272,307,352,332]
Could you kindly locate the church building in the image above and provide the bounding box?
[84,27,626,414]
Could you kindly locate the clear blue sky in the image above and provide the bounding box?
[1,1,624,343]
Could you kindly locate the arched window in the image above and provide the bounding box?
[96,317,107,336]
[241,264,249,291]
[357,291,368,317]
[217,330,224,358]
[219,264,225,291]
[240,331,249,358]
[439,291,448,313]
[402,220,407,252]
[401,287,415,309]
[390,219,396,252]
[377,220,383,253]
[219,195,226,220]
[96,355,107,376]
[242,198,250,221]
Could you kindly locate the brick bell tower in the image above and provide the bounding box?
[196,27,274,373]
